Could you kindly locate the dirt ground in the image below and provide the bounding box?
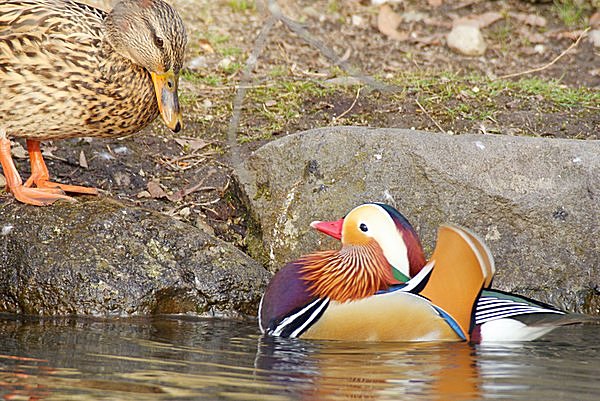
[4,0,600,251]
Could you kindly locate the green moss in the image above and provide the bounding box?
[227,0,255,12]
[552,0,591,28]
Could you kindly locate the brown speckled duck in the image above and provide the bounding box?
[0,0,187,205]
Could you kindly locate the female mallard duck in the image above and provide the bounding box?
[0,0,187,205]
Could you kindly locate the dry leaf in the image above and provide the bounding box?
[454,12,502,28]
[510,12,546,27]
[167,181,215,203]
[377,5,409,41]
[10,141,28,159]
[147,180,167,198]
[174,138,209,152]
[591,12,600,28]
[527,32,546,44]
[554,30,586,41]
[427,0,443,7]
[197,38,214,54]
[79,150,88,169]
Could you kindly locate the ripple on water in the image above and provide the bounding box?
[0,315,598,400]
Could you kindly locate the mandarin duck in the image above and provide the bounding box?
[259,203,496,341]
[311,203,596,342]
[0,0,186,205]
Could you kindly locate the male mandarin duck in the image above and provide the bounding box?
[0,0,187,205]
[311,203,595,342]
[259,203,496,342]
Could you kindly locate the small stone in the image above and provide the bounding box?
[113,146,129,154]
[589,29,600,48]
[218,57,233,70]
[447,25,487,56]
[113,171,130,187]
[534,44,546,54]
[1,224,13,236]
[351,15,365,27]
[188,56,208,70]
[402,10,427,23]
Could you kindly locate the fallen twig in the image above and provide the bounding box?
[227,14,277,185]
[333,86,362,122]
[266,0,396,93]
[498,28,590,80]
[415,99,446,134]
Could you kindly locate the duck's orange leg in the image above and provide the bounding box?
[0,135,74,206]
[24,140,98,195]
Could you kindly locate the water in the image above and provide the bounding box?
[0,314,598,401]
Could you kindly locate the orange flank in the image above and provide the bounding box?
[418,225,495,340]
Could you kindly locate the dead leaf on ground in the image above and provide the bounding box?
[174,138,210,152]
[167,182,216,203]
[510,12,547,27]
[198,38,215,54]
[166,169,217,202]
[591,12,600,28]
[413,33,445,46]
[377,5,409,41]
[553,29,586,41]
[79,150,88,169]
[10,141,28,159]
[528,32,547,44]
[453,12,503,28]
[147,180,168,199]
[427,0,443,7]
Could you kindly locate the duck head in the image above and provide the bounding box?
[105,0,187,132]
[310,203,426,282]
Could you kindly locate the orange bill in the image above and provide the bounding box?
[150,69,182,133]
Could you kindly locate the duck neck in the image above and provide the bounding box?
[298,242,398,303]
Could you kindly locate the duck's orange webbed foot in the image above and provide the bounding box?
[1,134,76,206]
[24,139,98,195]
[11,185,76,206]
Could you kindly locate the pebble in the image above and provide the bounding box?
[188,56,208,70]
[447,25,487,56]
[589,29,600,48]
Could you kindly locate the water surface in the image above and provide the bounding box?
[0,314,598,400]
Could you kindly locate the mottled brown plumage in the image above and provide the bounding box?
[0,0,186,205]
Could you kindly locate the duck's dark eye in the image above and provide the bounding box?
[154,36,164,49]
[359,223,368,232]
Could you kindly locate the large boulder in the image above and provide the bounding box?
[0,197,270,317]
[237,127,599,314]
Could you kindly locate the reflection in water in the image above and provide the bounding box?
[0,314,598,400]
[256,338,480,401]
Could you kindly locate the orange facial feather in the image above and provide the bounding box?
[298,241,398,303]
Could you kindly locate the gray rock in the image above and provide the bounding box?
[589,29,600,48]
[237,127,599,314]
[0,197,270,317]
[447,25,487,56]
